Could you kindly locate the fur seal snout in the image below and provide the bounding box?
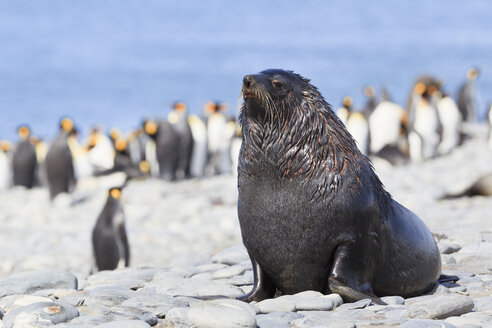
[237,69,441,304]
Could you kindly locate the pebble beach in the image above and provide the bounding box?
[0,126,491,328]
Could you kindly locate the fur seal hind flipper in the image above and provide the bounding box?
[237,256,276,302]
[328,245,386,305]
[328,277,385,305]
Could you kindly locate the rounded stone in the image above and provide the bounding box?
[187,301,257,328]
[255,297,296,314]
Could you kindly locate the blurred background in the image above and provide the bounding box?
[0,0,491,140]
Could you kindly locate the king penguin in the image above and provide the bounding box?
[457,67,479,123]
[205,102,233,175]
[0,140,12,190]
[437,91,462,155]
[410,83,441,160]
[92,186,130,272]
[143,119,179,181]
[346,109,370,155]
[369,97,408,154]
[87,127,115,173]
[45,117,76,199]
[168,101,194,179]
[12,125,38,188]
[335,96,353,126]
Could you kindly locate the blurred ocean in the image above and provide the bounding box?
[0,0,491,141]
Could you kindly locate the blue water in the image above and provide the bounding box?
[1,0,491,141]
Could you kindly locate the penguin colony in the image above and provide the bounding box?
[0,67,489,273]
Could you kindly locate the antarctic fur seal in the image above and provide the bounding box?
[237,69,441,304]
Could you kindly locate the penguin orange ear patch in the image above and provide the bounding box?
[110,188,121,199]
[414,82,426,95]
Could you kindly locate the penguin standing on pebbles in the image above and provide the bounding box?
[168,101,194,178]
[12,125,38,188]
[45,117,76,199]
[143,119,179,180]
[92,186,130,272]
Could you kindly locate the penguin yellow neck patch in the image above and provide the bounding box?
[139,160,150,173]
[110,189,121,199]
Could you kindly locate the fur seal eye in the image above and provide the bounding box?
[272,80,284,89]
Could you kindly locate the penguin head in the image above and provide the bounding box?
[342,96,353,110]
[60,117,74,134]
[88,128,100,150]
[204,101,217,115]
[108,187,122,200]
[467,67,479,81]
[109,127,121,143]
[114,138,128,153]
[0,140,11,153]
[173,101,187,112]
[17,125,31,140]
[363,85,375,98]
[414,82,426,96]
[143,120,158,137]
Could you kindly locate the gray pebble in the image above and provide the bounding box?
[403,294,474,319]
[84,285,136,307]
[256,312,304,328]
[0,295,53,313]
[187,300,257,328]
[94,320,151,328]
[121,295,189,318]
[196,263,229,273]
[472,295,492,311]
[255,296,296,313]
[212,245,250,265]
[336,298,372,310]
[400,319,456,328]
[211,298,259,316]
[291,311,355,328]
[445,315,482,328]
[2,301,79,328]
[227,270,254,286]
[380,295,405,305]
[212,265,246,279]
[110,305,158,326]
[439,242,462,254]
[0,270,78,297]
[293,296,335,311]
